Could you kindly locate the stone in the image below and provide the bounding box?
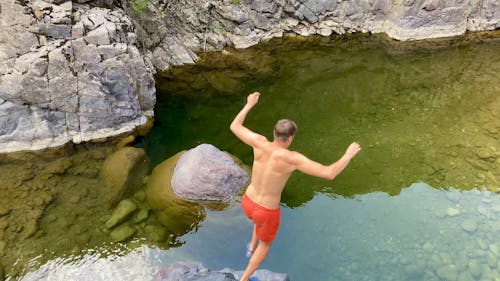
[171,144,249,202]
[155,261,289,281]
[0,240,5,255]
[461,219,477,233]
[110,223,136,242]
[436,264,457,281]
[468,259,481,278]
[105,199,138,229]
[38,24,72,39]
[100,147,151,204]
[134,208,149,223]
[145,151,205,236]
[144,225,167,242]
[446,207,460,216]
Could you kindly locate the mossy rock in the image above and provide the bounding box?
[145,151,205,236]
[110,224,136,242]
[100,147,151,205]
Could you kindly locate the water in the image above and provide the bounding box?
[1,32,499,280]
[19,184,500,280]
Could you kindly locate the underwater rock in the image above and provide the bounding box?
[461,219,478,233]
[134,208,149,223]
[446,207,460,217]
[0,263,4,280]
[110,223,136,242]
[171,144,249,202]
[436,264,458,281]
[154,261,289,281]
[145,152,205,236]
[0,240,5,256]
[105,199,138,229]
[100,147,151,204]
[144,225,168,242]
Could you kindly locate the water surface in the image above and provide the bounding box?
[1,32,499,280]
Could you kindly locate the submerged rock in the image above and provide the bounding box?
[100,147,150,204]
[461,219,478,233]
[146,152,206,236]
[154,261,289,281]
[171,144,249,202]
[110,223,136,242]
[105,199,138,229]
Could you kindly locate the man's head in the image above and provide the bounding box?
[273,119,297,144]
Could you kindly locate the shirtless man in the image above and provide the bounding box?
[230,92,361,281]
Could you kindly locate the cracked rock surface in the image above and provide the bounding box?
[0,0,155,153]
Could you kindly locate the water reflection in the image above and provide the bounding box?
[19,183,500,281]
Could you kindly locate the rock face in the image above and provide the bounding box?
[124,0,500,72]
[0,0,156,153]
[154,261,290,281]
[171,144,249,202]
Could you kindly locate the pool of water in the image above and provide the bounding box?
[20,184,500,280]
[2,32,499,280]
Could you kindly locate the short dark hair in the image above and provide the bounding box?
[273,119,297,142]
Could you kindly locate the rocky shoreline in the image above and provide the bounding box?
[0,0,499,153]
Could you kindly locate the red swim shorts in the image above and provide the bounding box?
[241,194,280,242]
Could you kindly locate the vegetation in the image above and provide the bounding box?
[132,0,149,14]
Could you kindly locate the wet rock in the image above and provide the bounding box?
[461,219,477,233]
[423,242,434,252]
[436,264,457,281]
[0,207,11,217]
[133,189,146,202]
[457,271,474,281]
[476,148,495,160]
[100,147,150,204]
[0,240,5,256]
[110,223,136,242]
[105,199,138,229]
[171,144,249,202]
[134,208,149,223]
[144,225,167,242]
[145,152,205,236]
[446,207,460,217]
[155,261,289,281]
[468,259,481,278]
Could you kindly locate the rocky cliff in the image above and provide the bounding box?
[0,0,155,153]
[0,0,498,153]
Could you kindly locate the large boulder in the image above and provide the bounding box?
[155,261,289,281]
[145,151,205,236]
[100,147,151,204]
[171,144,249,202]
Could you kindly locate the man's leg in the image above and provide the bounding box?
[240,240,272,281]
[248,225,258,254]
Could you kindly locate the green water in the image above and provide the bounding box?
[2,32,500,280]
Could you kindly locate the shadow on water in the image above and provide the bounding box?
[0,32,498,280]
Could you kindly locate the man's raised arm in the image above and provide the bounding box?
[291,142,361,180]
[230,92,266,147]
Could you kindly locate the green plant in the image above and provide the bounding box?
[229,0,241,4]
[132,0,149,14]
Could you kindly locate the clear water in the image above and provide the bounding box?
[3,32,500,280]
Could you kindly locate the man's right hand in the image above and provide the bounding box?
[345,142,361,158]
[246,92,260,107]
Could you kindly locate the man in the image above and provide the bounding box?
[230,92,361,281]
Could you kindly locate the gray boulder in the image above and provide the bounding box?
[171,144,249,202]
[154,261,289,281]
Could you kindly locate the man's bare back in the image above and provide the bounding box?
[230,91,361,281]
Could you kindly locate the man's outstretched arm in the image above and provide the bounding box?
[292,142,361,180]
[230,92,266,147]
